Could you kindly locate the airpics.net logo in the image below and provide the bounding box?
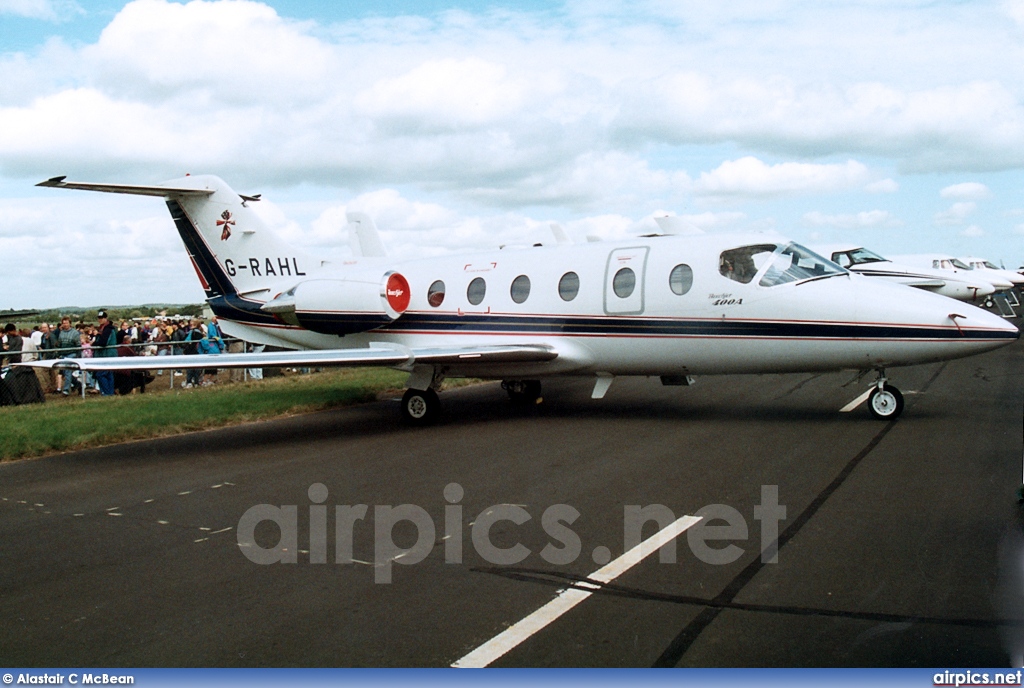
[236,483,787,583]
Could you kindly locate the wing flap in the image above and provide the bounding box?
[14,344,556,372]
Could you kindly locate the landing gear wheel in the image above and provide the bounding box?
[401,388,440,425]
[502,379,542,404]
[868,384,904,420]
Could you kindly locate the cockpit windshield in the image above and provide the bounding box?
[720,243,847,287]
[832,247,887,267]
[951,258,971,270]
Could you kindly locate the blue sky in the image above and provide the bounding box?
[2,0,1023,307]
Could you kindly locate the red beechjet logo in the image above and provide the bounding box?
[217,210,235,241]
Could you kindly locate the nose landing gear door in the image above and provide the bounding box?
[604,247,649,315]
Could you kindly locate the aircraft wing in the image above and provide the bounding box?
[903,278,947,289]
[13,344,557,372]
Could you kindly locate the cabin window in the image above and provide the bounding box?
[510,275,531,304]
[669,264,693,295]
[612,267,636,298]
[467,277,486,305]
[559,272,580,301]
[427,280,446,307]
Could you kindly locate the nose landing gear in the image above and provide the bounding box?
[867,371,904,420]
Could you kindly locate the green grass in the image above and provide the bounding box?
[0,368,413,461]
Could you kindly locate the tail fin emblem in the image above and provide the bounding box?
[217,210,235,241]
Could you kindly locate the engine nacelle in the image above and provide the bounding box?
[262,271,410,335]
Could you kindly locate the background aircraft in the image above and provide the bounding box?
[24,175,1019,423]
[813,244,998,303]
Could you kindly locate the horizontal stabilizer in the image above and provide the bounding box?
[15,344,556,372]
[36,176,215,197]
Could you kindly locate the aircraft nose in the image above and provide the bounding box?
[949,303,1020,341]
[973,281,996,298]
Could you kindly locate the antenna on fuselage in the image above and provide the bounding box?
[550,223,572,245]
[653,214,704,236]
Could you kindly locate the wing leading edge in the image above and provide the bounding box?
[14,344,557,372]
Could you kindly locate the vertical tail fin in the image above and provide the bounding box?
[38,174,316,299]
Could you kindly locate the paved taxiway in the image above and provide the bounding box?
[2,331,1023,667]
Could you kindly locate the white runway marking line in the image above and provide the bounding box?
[451,514,701,668]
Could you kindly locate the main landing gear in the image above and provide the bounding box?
[502,379,542,404]
[401,388,441,425]
[867,371,904,420]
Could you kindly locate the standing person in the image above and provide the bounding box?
[246,343,265,380]
[37,322,59,393]
[1,323,22,367]
[182,319,204,389]
[79,331,97,393]
[92,310,118,396]
[196,325,222,386]
[20,328,38,363]
[56,316,82,396]
[153,323,170,375]
[170,320,188,378]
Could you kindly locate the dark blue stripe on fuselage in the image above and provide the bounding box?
[289,310,1018,341]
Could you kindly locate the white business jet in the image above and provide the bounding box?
[892,254,1015,295]
[25,175,1019,422]
[959,257,1024,289]
[814,244,998,303]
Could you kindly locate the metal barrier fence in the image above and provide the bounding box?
[3,336,262,399]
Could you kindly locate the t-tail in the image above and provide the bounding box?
[37,174,316,303]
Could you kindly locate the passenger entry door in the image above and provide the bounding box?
[604,247,649,315]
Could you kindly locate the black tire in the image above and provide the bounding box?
[502,379,542,403]
[401,388,440,425]
[868,384,904,420]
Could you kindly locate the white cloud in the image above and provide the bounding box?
[934,202,977,226]
[694,157,871,200]
[0,0,80,21]
[673,211,748,231]
[4,0,1024,307]
[960,224,985,237]
[940,182,992,200]
[864,179,899,194]
[802,210,901,229]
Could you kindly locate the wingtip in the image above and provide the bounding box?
[36,175,67,188]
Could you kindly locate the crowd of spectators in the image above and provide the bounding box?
[1,312,227,397]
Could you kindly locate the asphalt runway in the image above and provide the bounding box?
[2,331,1024,667]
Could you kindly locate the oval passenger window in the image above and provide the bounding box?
[669,264,693,296]
[510,275,531,304]
[427,280,446,307]
[467,277,486,305]
[558,272,580,301]
[613,267,635,298]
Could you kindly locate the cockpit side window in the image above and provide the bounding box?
[719,244,777,284]
[941,259,953,269]
[758,243,846,287]
[833,252,852,268]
